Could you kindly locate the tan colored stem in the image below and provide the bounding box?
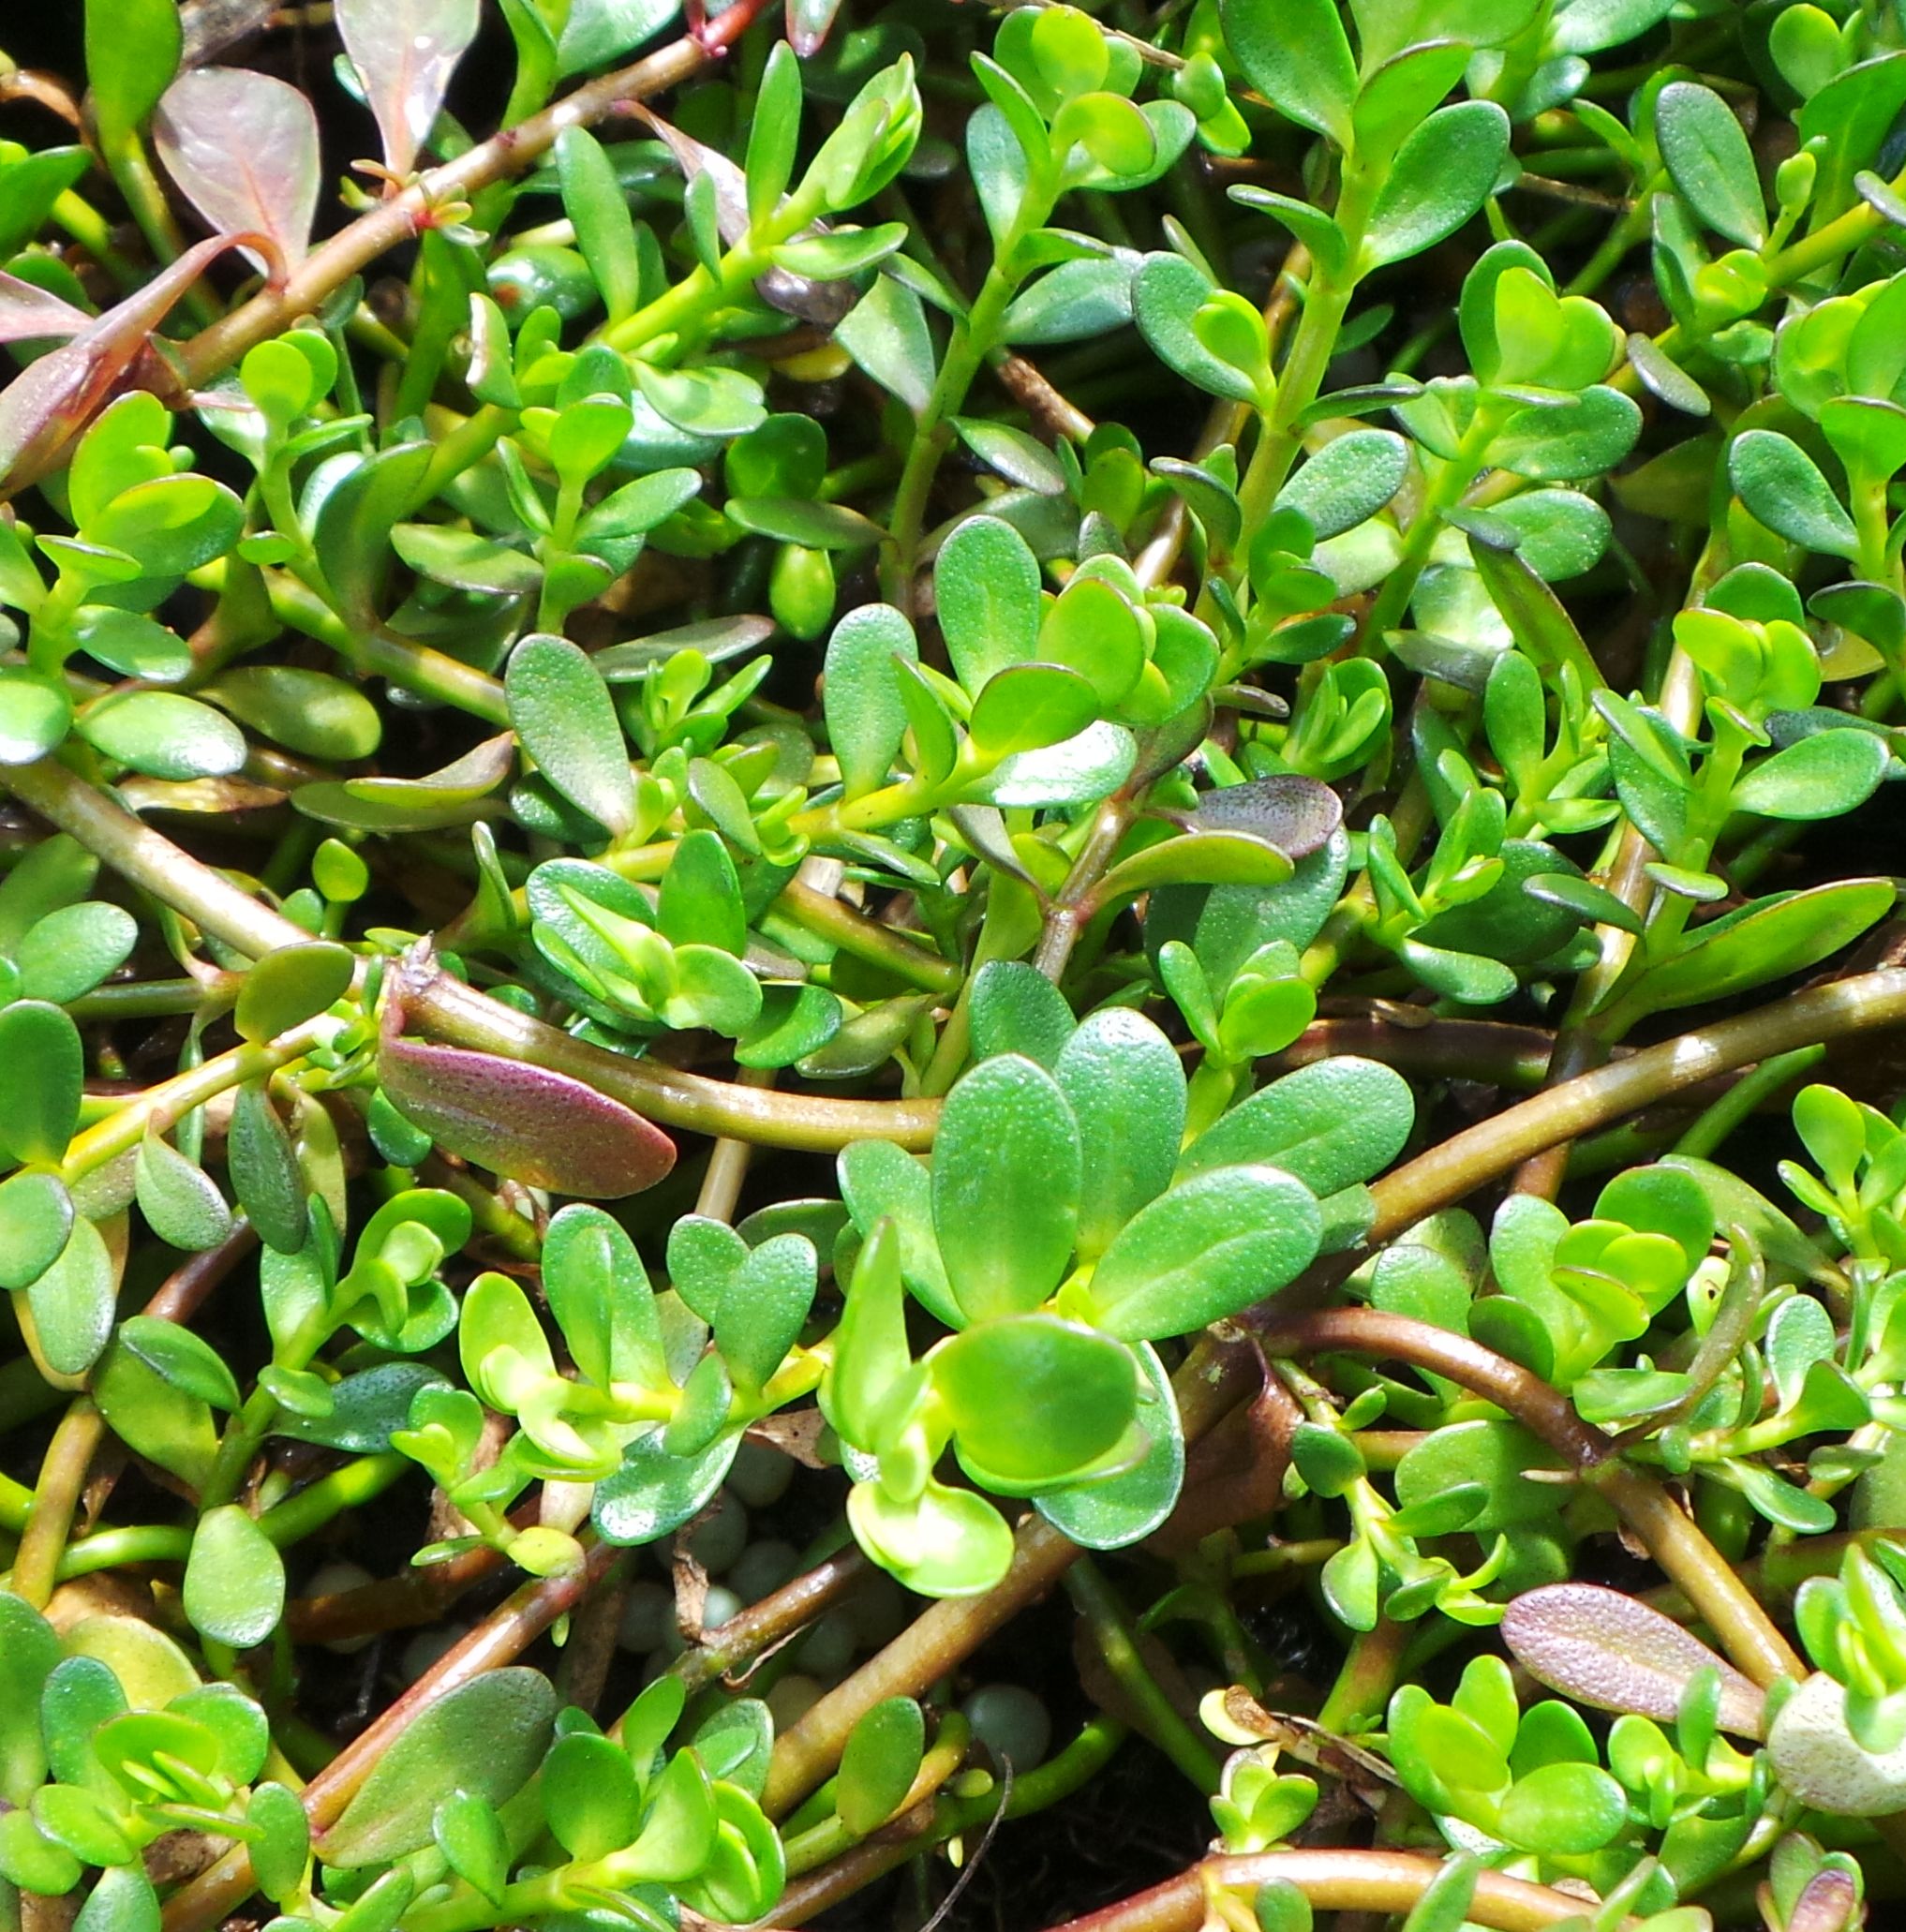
[1045,1848,1622,1932]
[9,1400,104,1607]
[176,15,740,387]
[764,1516,1079,1817]
[1363,968,1906,1244]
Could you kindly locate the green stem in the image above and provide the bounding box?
[1316,1616,1408,1735]
[65,978,210,1020]
[1672,1044,1826,1161]
[60,1028,328,1185]
[881,272,1013,606]
[53,1523,190,1580]
[259,1453,410,1547]
[1064,1559,1221,1793]
[770,1717,1126,1927]
[777,879,961,994]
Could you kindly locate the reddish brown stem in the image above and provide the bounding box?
[1252,1307,1805,1687]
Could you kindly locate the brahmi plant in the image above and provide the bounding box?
[17,1,1906,1930]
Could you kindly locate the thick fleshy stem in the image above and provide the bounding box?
[765,1515,1080,1817]
[1361,966,1906,1245]
[1043,1848,1621,1932]
[767,1716,1126,1926]
[8,1400,103,1607]
[1064,1559,1221,1793]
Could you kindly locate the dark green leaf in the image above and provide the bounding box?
[228,1080,308,1254]
[970,663,1099,758]
[1035,1338,1184,1546]
[969,960,1076,1068]
[1631,879,1893,1014]
[235,942,356,1043]
[0,1170,72,1291]
[1179,1058,1414,1196]
[26,1212,114,1376]
[1218,0,1354,146]
[0,671,74,766]
[207,666,383,762]
[0,1000,82,1165]
[1362,104,1510,268]
[77,692,246,780]
[1657,82,1766,247]
[119,1314,242,1411]
[936,515,1041,693]
[506,633,634,837]
[825,602,919,801]
[15,900,136,1003]
[837,1699,926,1835]
[544,1731,641,1860]
[1276,430,1407,538]
[1730,431,1858,559]
[322,1670,558,1866]
[1733,730,1889,820]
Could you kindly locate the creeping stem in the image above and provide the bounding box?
[1,756,941,1152]
[1044,1848,1623,1932]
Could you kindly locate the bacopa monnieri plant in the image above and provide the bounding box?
[5,0,1906,1928]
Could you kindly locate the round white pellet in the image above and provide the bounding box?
[962,1685,1050,1771]
[846,1571,907,1651]
[727,1440,795,1508]
[767,1673,825,1729]
[1770,1672,1906,1815]
[730,1539,801,1604]
[617,1581,675,1655]
[680,1494,749,1575]
[305,1560,377,1656]
[701,1585,743,1632]
[398,1623,468,1687]
[793,1607,856,1678]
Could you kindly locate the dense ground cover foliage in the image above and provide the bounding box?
[10,0,1906,1926]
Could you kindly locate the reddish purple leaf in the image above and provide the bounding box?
[156,67,321,271]
[335,0,480,179]
[0,231,275,487]
[628,103,856,324]
[1501,1583,1766,1737]
[0,275,91,346]
[786,0,844,57]
[377,959,675,1198]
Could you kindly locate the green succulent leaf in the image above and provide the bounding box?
[322,1670,559,1866]
[1085,1166,1322,1341]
